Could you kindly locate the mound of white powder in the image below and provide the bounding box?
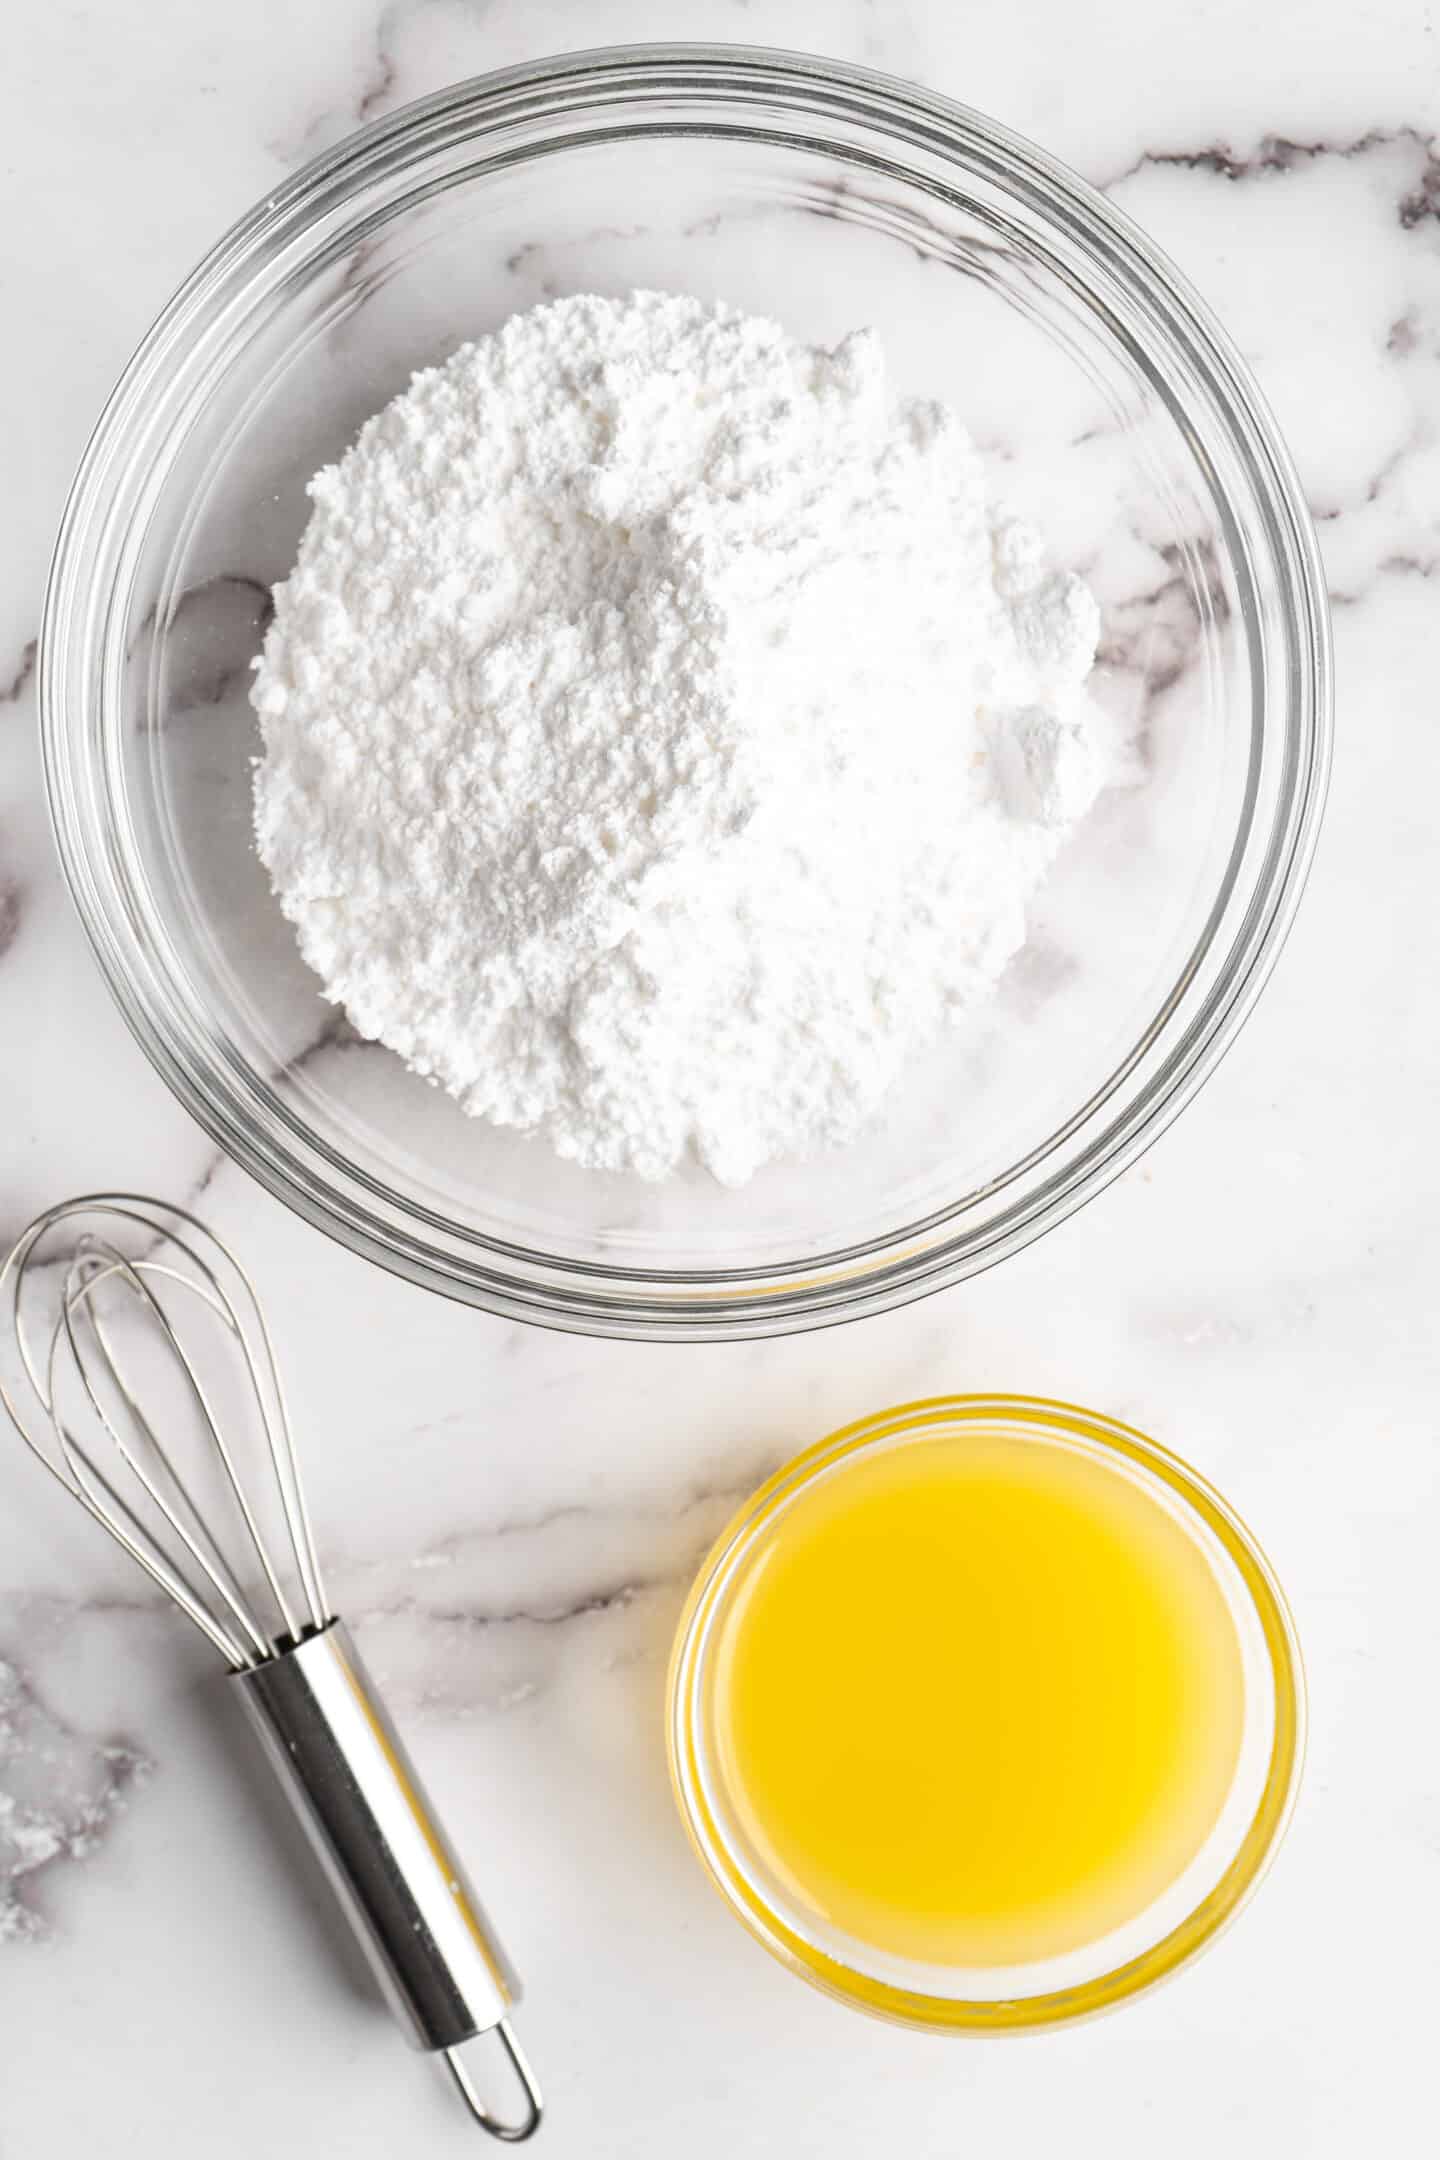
[252,291,1107,1185]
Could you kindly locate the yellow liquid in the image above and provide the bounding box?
[710,1429,1247,1967]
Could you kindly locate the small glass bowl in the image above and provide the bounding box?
[667,1395,1304,2030]
[40,45,1331,1338]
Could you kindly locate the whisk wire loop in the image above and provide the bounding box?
[37,1294,252,1667]
[57,1248,276,1665]
[0,1194,330,1662]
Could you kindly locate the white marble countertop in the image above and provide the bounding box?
[2,3,1438,2154]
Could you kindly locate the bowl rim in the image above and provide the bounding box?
[666,1392,1307,2030]
[39,41,1332,1339]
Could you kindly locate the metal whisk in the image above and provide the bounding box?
[0,1194,541,2141]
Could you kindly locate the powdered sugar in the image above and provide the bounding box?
[252,291,1108,1185]
[0,1657,148,1941]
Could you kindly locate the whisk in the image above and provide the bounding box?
[0,1194,541,2141]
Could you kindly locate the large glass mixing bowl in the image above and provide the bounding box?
[41,46,1331,1339]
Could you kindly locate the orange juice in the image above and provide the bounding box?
[708,1426,1247,1967]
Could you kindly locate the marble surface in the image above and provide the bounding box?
[1,3,1438,2153]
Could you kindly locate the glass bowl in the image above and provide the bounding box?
[41,45,1331,1339]
[667,1395,1305,2029]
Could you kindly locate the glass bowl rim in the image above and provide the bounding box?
[666,1391,1306,2031]
[39,41,1332,1340]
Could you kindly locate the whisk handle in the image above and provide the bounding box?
[233,1620,525,2059]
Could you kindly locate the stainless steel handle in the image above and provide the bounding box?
[233,1618,541,2139]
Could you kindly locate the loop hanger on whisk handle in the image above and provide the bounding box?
[0,1193,542,2142]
